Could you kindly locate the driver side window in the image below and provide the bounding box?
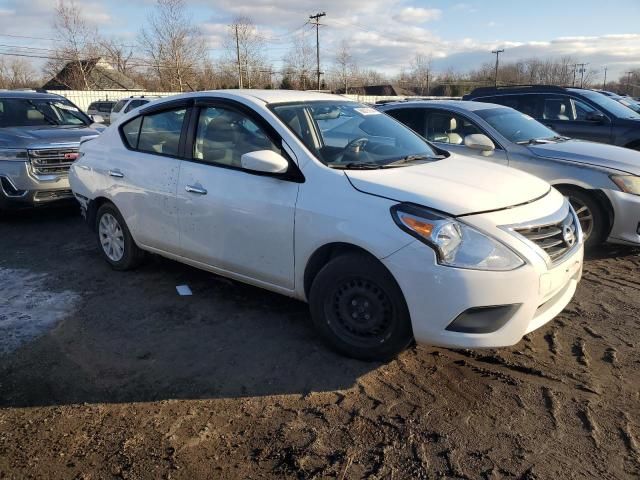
[572,99,600,121]
[425,111,480,145]
[193,106,281,168]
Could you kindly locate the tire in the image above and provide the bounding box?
[95,202,144,270]
[557,187,607,249]
[309,253,413,361]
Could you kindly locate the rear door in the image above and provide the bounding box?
[103,101,191,253]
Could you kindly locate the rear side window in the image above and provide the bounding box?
[386,108,427,136]
[121,116,142,148]
[480,94,541,118]
[112,100,126,113]
[125,100,148,113]
[137,109,186,156]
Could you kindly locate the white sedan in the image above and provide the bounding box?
[69,90,584,360]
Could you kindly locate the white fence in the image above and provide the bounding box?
[46,90,461,112]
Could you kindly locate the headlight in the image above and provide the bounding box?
[611,175,640,196]
[391,204,525,271]
[0,149,28,161]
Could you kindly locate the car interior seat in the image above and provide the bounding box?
[446,117,463,144]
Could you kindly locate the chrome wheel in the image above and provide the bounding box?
[569,196,594,241]
[98,213,125,262]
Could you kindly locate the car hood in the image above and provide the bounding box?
[0,125,103,149]
[345,154,551,216]
[528,140,640,175]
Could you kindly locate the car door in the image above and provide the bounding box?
[104,103,189,253]
[539,94,612,143]
[176,100,300,289]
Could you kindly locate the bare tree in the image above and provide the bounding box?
[0,58,39,89]
[139,0,206,91]
[224,17,271,88]
[282,31,315,90]
[410,54,432,95]
[331,40,356,93]
[99,38,134,75]
[45,0,101,89]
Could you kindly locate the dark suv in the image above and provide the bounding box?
[0,91,104,210]
[463,85,640,150]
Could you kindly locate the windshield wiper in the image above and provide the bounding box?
[384,154,443,167]
[329,162,384,170]
[516,138,553,145]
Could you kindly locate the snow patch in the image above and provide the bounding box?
[0,267,79,356]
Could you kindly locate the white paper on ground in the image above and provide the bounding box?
[176,285,192,296]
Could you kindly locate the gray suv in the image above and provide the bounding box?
[0,91,104,210]
[378,100,640,249]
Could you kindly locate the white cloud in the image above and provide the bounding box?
[393,7,442,24]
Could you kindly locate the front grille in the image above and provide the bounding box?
[28,147,79,175]
[515,210,578,264]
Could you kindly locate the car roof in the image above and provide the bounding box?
[150,89,350,106]
[379,99,510,113]
[0,90,64,100]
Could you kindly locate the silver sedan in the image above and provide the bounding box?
[378,100,640,249]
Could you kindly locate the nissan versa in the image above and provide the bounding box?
[69,90,584,360]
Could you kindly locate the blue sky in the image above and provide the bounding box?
[1,0,639,80]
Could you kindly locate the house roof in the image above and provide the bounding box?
[42,58,143,91]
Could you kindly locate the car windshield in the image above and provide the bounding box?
[578,90,640,119]
[0,97,90,128]
[475,107,559,143]
[271,101,439,168]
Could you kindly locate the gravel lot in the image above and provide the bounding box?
[1,207,639,479]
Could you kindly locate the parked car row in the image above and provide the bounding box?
[2,86,639,361]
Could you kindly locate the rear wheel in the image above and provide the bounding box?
[95,203,144,270]
[557,187,607,249]
[309,253,413,361]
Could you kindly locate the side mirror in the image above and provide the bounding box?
[464,134,495,156]
[241,150,289,174]
[586,112,605,123]
[90,114,105,124]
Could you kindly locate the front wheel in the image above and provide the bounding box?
[309,253,413,361]
[557,187,607,249]
[95,203,144,270]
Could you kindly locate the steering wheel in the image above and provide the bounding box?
[335,137,370,163]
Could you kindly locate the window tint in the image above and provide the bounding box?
[112,99,126,113]
[121,116,142,148]
[97,102,113,113]
[193,106,280,167]
[137,109,186,156]
[485,94,540,117]
[542,96,573,121]
[386,108,427,136]
[572,98,598,120]
[425,111,480,144]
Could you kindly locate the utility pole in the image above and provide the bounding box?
[234,24,243,89]
[491,49,504,87]
[309,12,326,91]
[603,67,608,90]
[576,63,588,88]
[572,64,577,86]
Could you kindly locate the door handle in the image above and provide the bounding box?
[185,185,207,195]
[108,169,124,178]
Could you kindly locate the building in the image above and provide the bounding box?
[42,58,143,91]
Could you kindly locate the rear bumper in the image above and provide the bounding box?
[0,160,74,208]
[604,189,640,246]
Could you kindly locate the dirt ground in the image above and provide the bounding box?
[0,207,639,480]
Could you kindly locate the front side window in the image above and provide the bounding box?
[476,107,558,144]
[193,106,280,167]
[577,90,640,119]
[424,111,481,145]
[572,98,599,121]
[386,108,427,136]
[0,98,89,127]
[542,96,572,121]
[136,109,186,156]
[272,101,438,168]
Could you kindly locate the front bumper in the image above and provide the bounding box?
[0,160,74,208]
[384,241,583,348]
[603,189,640,246]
